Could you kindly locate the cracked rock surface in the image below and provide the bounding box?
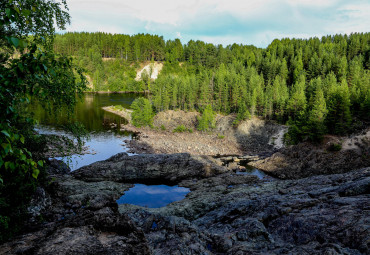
[0,154,368,254]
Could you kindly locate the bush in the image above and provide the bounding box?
[113,105,124,111]
[197,105,216,131]
[173,125,192,133]
[217,134,225,139]
[131,98,154,127]
[173,125,187,133]
[160,125,166,131]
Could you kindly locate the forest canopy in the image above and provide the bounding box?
[53,32,370,142]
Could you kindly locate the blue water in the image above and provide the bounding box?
[117,184,190,208]
[32,93,140,170]
[36,126,134,170]
[236,169,266,180]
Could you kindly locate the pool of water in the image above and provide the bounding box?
[235,169,267,180]
[117,184,190,208]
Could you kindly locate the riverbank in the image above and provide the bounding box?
[101,107,285,156]
[102,106,133,123]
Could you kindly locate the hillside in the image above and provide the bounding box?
[56,32,370,143]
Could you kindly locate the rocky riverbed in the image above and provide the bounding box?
[119,110,285,156]
[1,154,368,254]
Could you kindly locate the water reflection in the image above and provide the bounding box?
[29,93,140,133]
[37,126,134,170]
[117,184,190,208]
[235,169,266,180]
[30,93,142,170]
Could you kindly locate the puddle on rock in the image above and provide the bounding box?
[235,169,266,180]
[117,184,190,208]
[236,160,268,180]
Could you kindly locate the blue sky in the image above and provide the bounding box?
[64,0,370,48]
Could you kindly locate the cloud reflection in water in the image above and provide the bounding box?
[117,184,190,208]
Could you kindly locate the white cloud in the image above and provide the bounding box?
[64,0,370,47]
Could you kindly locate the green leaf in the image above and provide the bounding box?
[18,63,24,72]
[10,37,19,48]
[32,169,40,179]
[43,64,48,71]
[5,8,11,18]
[20,135,25,144]
[22,9,31,17]
[37,160,43,167]
[14,6,20,14]
[20,40,27,49]
[1,130,10,138]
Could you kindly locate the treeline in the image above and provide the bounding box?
[53,32,370,142]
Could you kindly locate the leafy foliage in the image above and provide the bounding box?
[0,0,87,242]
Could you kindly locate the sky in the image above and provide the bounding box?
[63,0,370,48]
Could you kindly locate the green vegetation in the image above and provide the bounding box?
[217,134,225,139]
[0,0,86,242]
[197,105,216,131]
[131,98,154,127]
[52,32,370,142]
[173,125,193,133]
[112,105,125,111]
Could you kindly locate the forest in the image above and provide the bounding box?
[53,32,370,143]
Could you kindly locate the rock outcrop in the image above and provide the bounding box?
[1,155,368,254]
[72,153,228,183]
[249,138,370,179]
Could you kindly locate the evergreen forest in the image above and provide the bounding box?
[54,32,370,142]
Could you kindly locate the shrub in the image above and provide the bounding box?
[113,105,124,111]
[173,125,193,133]
[131,98,154,127]
[217,134,225,139]
[160,125,166,131]
[173,125,187,133]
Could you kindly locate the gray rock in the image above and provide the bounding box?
[72,153,229,183]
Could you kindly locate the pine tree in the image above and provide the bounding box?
[326,80,352,134]
[197,105,216,131]
[307,86,328,141]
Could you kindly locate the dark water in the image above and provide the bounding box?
[30,93,140,133]
[30,93,142,170]
[117,184,190,208]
